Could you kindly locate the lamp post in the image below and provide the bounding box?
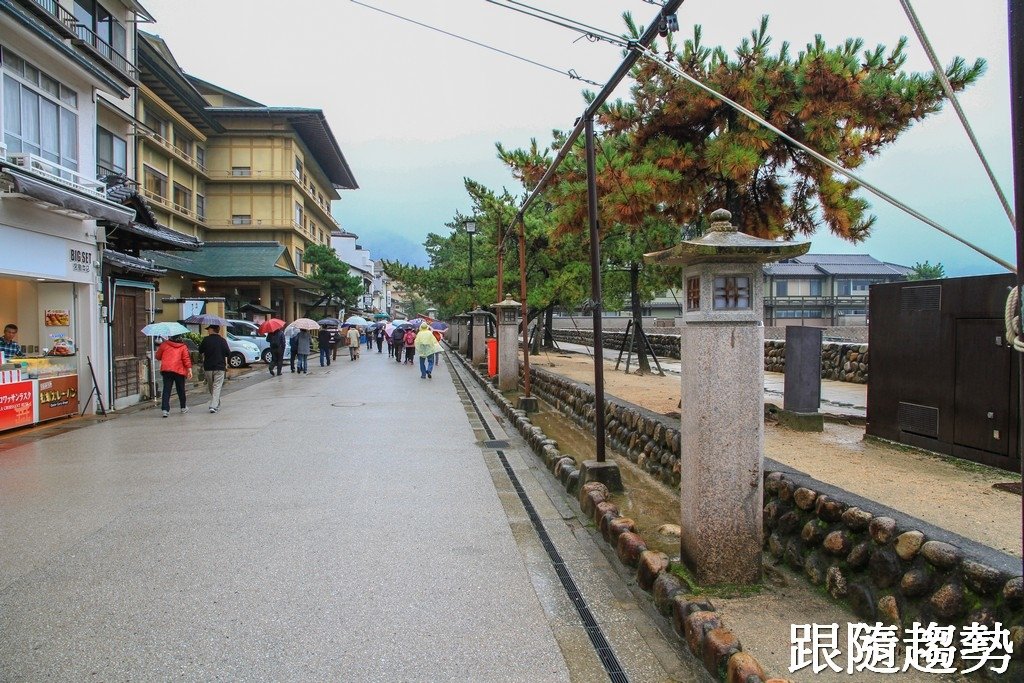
[464,218,477,290]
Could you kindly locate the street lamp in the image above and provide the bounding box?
[464,218,477,288]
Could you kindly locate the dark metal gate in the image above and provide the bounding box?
[867,274,1019,472]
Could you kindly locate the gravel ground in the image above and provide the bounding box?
[531,348,1022,558]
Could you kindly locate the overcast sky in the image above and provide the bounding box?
[141,0,1017,276]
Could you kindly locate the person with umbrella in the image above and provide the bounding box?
[198,325,231,413]
[258,319,286,376]
[373,323,386,353]
[318,325,339,367]
[346,325,361,361]
[295,328,311,373]
[155,332,192,417]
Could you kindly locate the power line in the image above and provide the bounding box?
[899,0,1016,229]
[483,0,629,49]
[349,0,602,85]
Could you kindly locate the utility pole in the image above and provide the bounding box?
[585,115,607,462]
[1007,0,1023,576]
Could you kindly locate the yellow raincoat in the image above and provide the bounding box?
[414,324,441,356]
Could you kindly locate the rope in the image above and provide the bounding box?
[1005,286,1024,353]
[899,0,1016,228]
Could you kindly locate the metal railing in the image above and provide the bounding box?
[23,0,78,36]
[204,218,304,231]
[7,152,104,196]
[71,22,135,81]
[207,168,338,227]
[139,187,206,223]
[141,131,207,175]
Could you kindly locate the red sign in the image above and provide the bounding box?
[37,374,79,422]
[0,380,35,431]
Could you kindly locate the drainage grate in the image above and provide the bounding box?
[447,350,628,682]
[481,439,510,449]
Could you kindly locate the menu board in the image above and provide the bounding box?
[37,374,78,421]
[0,380,35,431]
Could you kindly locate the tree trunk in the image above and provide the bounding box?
[630,261,651,374]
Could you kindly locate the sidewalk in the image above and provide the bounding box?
[553,339,866,419]
[0,350,702,681]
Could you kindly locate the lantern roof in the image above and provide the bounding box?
[644,209,810,266]
[494,294,521,308]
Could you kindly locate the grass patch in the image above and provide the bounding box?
[863,435,1021,479]
[669,561,765,598]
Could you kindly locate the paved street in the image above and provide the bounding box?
[0,350,699,682]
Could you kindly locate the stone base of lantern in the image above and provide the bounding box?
[776,408,823,432]
[516,395,539,413]
[581,459,623,492]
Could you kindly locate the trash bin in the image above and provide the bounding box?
[486,338,498,377]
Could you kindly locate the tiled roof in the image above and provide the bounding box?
[815,264,909,276]
[763,253,910,278]
[103,176,201,251]
[142,242,304,280]
[762,263,822,276]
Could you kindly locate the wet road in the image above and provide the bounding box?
[0,350,702,682]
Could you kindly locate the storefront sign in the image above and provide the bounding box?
[69,247,93,274]
[0,380,35,431]
[37,375,78,422]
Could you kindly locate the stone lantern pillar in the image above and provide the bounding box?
[470,307,488,368]
[493,295,521,391]
[645,208,809,584]
[454,314,470,355]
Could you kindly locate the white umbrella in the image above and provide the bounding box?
[344,315,370,327]
[290,317,321,331]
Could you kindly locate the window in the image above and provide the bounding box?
[195,145,205,169]
[294,156,303,180]
[74,1,126,58]
[96,126,127,176]
[686,276,700,311]
[231,214,251,225]
[2,51,79,172]
[231,166,251,176]
[838,279,875,296]
[196,194,205,220]
[173,129,193,157]
[777,309,824,319]
[143,108,166,139]
[142,166,167,199]
[713,276,750,310]
[295,248,303,271]
[294,201,303,227]
[172,183,191,212]
[775,280,788,297]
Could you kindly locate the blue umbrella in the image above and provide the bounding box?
[344,315,370,326]
[318,317,341,326]
[141,321,189,337]
[430,321,449,332]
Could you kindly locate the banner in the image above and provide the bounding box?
[0,380,35,431]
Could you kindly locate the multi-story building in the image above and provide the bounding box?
[331,228,374,310]
[0,0,162,422]
[763,254,912,326]
[135,33,358,322]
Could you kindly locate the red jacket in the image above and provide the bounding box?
[156,340,192,376]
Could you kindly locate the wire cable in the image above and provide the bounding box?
[899,0,1015,229]
[483,0,630,49]
[635,45,1015,273]
[349,1,602,85]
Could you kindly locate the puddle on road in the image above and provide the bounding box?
[529,401,681,558]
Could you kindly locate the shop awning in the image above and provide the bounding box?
[2,168,136,224]
[103,250,166,277]
[238,302,275,314]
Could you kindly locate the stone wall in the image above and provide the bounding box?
[551,329,870,384]
[494,361,1023,661]
[764,340,869,384]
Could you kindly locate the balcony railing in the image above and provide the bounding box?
[207,168,338,227]
[21,0,78,38]
[7,152,104,196]
[141,131,207,175]
[204,218,304,231]
[71,22,136,83]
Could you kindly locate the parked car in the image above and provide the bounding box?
[225,333,261,368]
[226,319,271,362]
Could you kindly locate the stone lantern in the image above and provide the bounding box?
[470,307,489,368]
[493,294,521,391]
[645,208,809,584]
[454,314,470,355]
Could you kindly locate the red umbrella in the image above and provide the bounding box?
[257,318,286,334]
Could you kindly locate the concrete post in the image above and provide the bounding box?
[780,326,824,431]
[259,281,272,314]
[471,308,487,368]
[283,287,295,322]
[494,295,521,391]
[645,208,808,585]
[456,314,469,355]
